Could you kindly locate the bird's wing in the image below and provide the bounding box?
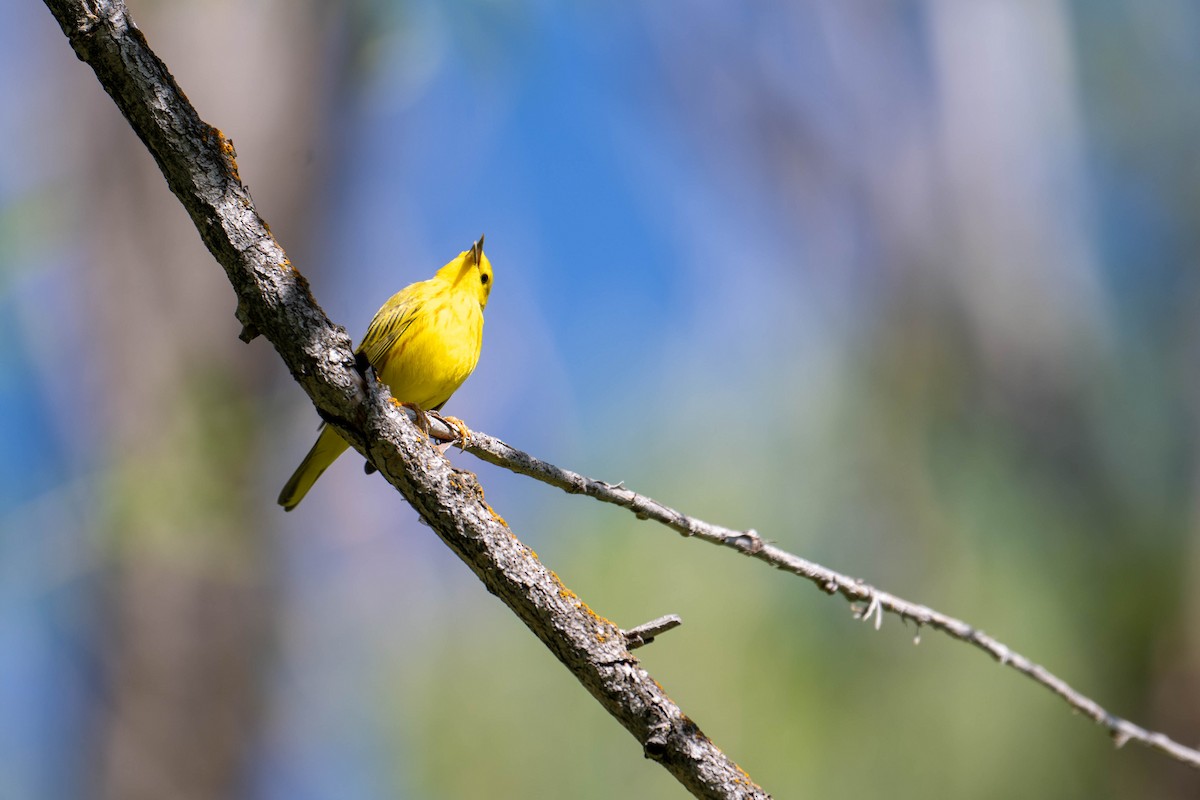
[356,286,425,369]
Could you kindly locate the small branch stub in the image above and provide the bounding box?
[623,614,683,650]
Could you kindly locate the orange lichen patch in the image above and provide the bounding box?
[553,578,582,604]
[207,125,242,183]
[482,501,507,528]
[278,257,296,273]
[459,479,508,527]
[579,599,616,628]
[546,571,618,627]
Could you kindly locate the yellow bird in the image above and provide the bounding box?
[278,236,493,511]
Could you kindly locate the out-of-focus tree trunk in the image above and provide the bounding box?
[77,3,337,797]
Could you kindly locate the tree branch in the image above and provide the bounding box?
[420,417,1200,770]
[42,1,769,797]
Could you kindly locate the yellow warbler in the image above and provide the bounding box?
[278,236,493,511]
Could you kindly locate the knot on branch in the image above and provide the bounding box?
[643,723,671,760]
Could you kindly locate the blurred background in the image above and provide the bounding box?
[5,0,1200,797]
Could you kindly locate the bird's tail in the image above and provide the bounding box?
[278,425,350,511]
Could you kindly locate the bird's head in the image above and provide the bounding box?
[437,234,492,309]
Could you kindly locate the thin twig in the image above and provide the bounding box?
[424,418,1200,770]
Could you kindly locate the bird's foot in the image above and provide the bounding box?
[389,398,431,434]
[429,411,470,452]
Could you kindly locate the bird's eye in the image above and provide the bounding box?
[481,273,490,285]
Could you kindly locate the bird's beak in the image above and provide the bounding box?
[471,234,485,266]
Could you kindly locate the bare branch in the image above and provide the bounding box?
[42,1,770,796]
[425,418,1200,770]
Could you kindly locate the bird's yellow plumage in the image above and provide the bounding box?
[278,237,493,511]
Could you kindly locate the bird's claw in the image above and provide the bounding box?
[429,411,470,451]
[444,415,471,449]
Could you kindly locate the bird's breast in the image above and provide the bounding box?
[378,291,483,410]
